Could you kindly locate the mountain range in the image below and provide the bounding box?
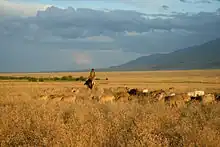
[96,37,220,71]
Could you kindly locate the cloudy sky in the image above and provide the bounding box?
[0,0,220,72]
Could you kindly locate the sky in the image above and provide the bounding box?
[0,0,220,72]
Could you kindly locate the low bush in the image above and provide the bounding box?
[0,75,90,82]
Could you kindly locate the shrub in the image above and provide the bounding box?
[53,77,60,81]
[0,75,89,82]
[28,77,38,82]
[61,76,69,81]
[38,78,44,82]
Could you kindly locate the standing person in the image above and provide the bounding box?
[84,68,96,89]
[88,68,96,81]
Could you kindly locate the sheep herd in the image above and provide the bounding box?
[38,85,220,108]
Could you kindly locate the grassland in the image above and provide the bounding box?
[1,70,220,146]
[1,69,220,92]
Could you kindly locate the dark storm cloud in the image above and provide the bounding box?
[14,6,217,39]
[180,0,220,3]
[179,0,211,3]
[1,6,220,50]
[1,6,220,72]
[162,5,169,10]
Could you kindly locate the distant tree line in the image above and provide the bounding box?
[0,75,101,82]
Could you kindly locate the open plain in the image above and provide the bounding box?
[1,69,220,91]
[1,70,220,146]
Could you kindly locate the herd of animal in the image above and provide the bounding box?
[127,87,220,107]
[38,85,220,108]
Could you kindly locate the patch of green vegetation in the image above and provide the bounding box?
[0,75,89,82]
[95,78,101,80]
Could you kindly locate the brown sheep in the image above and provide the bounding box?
[202,93,216,104]
[163,93,191,108]
[149,89,167,101]
[99,94,115,104]
[114,91,130,102]
[60,96,77,103]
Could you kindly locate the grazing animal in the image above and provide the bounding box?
[170,93,176,96]
[164,93,191,108]
[168,87,175,93]
[166,87,176,96]
[142,89,149,93]
[127,88,148,97]
[190,96,203,102]
[215,93,220,101]
[60,96,76,103]
[114,91,130,102]
[150,89,166,99]
[112,86,130,95]
[71,88,80,93]
[39,95,49,100]
[202,93,216,104]
[99,94,115,103]
[128,88,138,95]
[84,79,94,89]
[90,87,105,101]
[158,92,167,101]
[187,90,205,97]
[146,89,167,103]
[169,87,175,91]
[39,94,63,104]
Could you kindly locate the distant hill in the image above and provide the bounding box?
[105,38,220,71]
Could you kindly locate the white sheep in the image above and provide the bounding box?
[170,93,176,96]
[142,89,149,93]
[187,90,205,97]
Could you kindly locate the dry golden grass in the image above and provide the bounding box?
[1,70,220,146]
[1,69,220,92]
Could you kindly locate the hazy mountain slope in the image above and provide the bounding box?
[108,38,220,71]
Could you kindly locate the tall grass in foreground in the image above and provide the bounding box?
[1,97,220,147]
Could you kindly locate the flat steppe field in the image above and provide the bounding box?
[1,70,220,147]
[0,69,220,93]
